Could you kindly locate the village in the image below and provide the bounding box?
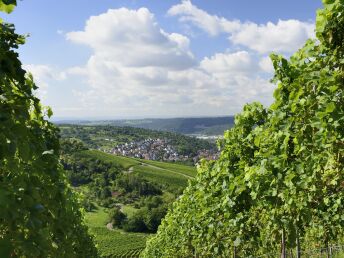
[102,138,219,163]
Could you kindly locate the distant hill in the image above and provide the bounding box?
[58,124,216,163]
[55,116,235,136]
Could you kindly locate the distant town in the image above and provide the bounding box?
[101,138,219,163]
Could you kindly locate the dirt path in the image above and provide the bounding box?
[106,222,113,230]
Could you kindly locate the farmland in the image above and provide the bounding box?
[85,206,149,257]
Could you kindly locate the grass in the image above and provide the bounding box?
[133,165,189,189]
[121,205,139,218]
[139,159,197,178]
[85,206,109,227]
[85,206,149,257]
[80,150,141,169]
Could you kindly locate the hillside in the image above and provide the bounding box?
[142,1,344,257]
[55,116,235,136]
[60,140,196,257]
[58,124,218,164]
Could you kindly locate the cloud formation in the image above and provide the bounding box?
[57,7,277,117]
[24,64,65,100]
[168,0,314,54]
[28,2,314,118]
[66,8,195,70]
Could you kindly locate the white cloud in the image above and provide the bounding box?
[168,0,314,54]
[36,7,278,118]
[66,8,195,70]
[167,0,241,36]
[259,56,274,73]
[200,51,256,75]
[23,64,65,100]
[230,20,314,54]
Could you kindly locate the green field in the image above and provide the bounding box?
[139,159,197,178]
[133,165,189,189]
[85,206,149,257]
[79,150,142,169]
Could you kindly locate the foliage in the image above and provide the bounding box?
[61,148,121,187]
[108,207,127,228]
[62,146,194,197]
[114,173,162,197]
[60,138,88,155]
[142,0,344,257]
[121,196,168,233]
[0,1,97,257]
[59,120,198,255]
[123,210,149,233]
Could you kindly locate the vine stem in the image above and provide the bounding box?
[296,229,301,258]
[281,230,286,258]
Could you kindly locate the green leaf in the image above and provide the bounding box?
[0,1,15,13]
[47,107,53,118]
[325,102,336,113]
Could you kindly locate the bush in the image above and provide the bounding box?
[123,210,148,232]
[144,205,168,233]
[108,207,127,228]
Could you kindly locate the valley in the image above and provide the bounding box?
[60,138,198,257]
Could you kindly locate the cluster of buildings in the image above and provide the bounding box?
[110,138,187,161]
[102,138,219,163]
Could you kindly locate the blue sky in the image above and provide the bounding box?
[3,0,323,119]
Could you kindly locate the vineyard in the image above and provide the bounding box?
[85,207,148,258]
[133,165,189,189]
[77,149,196,189]
[80,150,142,169]
[142,0,344,257]
[2,0,343,257]
[138,159,197,178]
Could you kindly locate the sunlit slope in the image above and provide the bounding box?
[77,150,196,189]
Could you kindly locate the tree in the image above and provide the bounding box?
[108,207,127,228]
[0,1,98,257]
[123,210,148,232]
[142,0,344,257]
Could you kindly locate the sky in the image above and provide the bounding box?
[3,0,323,119]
